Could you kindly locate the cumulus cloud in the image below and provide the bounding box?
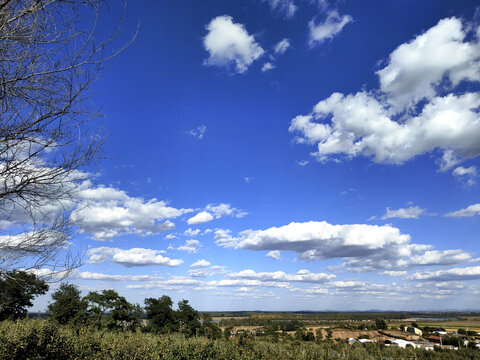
[291,17,480,171]
[263,0,297,18]
[408,250,476,266]
[227,269,335,283]
[187,203,247,225]
[274,38,290,54]
[377,17,480,110]
[127,276,203,290]
[215,221,475,271]
[382,206,426,219]
[190,259,211,268]
[262,62,275,72]
[406,266,480,281]
[452,166,477,186]
[87,247,183,267]
[290,91,480,169]
[75,271,161,282]
[308,10,352,47]
[215,221,413,260]
[445,203,480,217]
[184,228,201,236]
[187,125,207,140]
[72,181,191,241]
[453,166,477,177]
[266,250,281,260]
[187,211,214,225]
[176,239,201,254]
[203,16,264,73]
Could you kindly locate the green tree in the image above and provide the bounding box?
[144,295,178,333]
[0,270,48,320]
[177,299,201,337]
[47,283,87,325]
[85,289,139,330]
[375,318,388,330]
[200,313,222,339]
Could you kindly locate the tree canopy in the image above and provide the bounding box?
[0,270,48,320]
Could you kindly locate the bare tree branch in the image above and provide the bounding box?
[0,0,135,279]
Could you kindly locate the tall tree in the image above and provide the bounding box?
[47,283,87,324]
[0,0,135,277]
[85,289,139,330]
[177,299,201,337]
[0,270,48,320]
[144,295,178,333]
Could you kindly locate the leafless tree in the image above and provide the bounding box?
[0,0,135,279]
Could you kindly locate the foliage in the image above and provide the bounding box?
[177,299,201,337]
[47,283,87,325]
[85,289,141,330]
[1,319,480,360]
[375,318,388,330]
[144,295,179,334]
[0,270,48,320]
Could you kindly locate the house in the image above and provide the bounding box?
[392,339,415,348]
[403,326,422,336]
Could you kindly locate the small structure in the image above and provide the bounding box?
[403,326,422,336]
[346,338,356,345]
[358,338,373,343]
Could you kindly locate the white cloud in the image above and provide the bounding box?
[291,17,480,171]
[75,271,160,282]
[376,17,480,110]
[187,203,247,225]
[206,203,247,218]
[227,269,335,283]
[452,166,477,186]
[262,62,275,72]
[188,269,210,278]
[187,125,207,140]
[380,270,407,277]
[184,228,201,236]
[215,221,413,261]
[266,250,281,260]
[408,250,476,266]
[445,203,480,217]
[274,38,290,54]
[244,176,253,183]
[263,0,297,18]
[127,276,203,290]
[308,10,352,47]
[87,247,183,267]
[203,15,264,73]
[215,221,475,272]
[406,266,480,281]
[190,259,211,268]
[290,92,480,170]
[453,166,477,176]
[187,211,214,225]
[177,239,201,254]
[72,181,191,241]
[297,160,309,166]
[382,206,425,219]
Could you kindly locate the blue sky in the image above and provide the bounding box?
[28,0,480,311]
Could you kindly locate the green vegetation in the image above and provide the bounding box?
[1,275,480,359]
[1,319,480,360]
[0,270,48,321]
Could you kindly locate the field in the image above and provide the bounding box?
[2,318,480,360]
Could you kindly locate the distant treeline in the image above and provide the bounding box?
[215,312,474,326]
